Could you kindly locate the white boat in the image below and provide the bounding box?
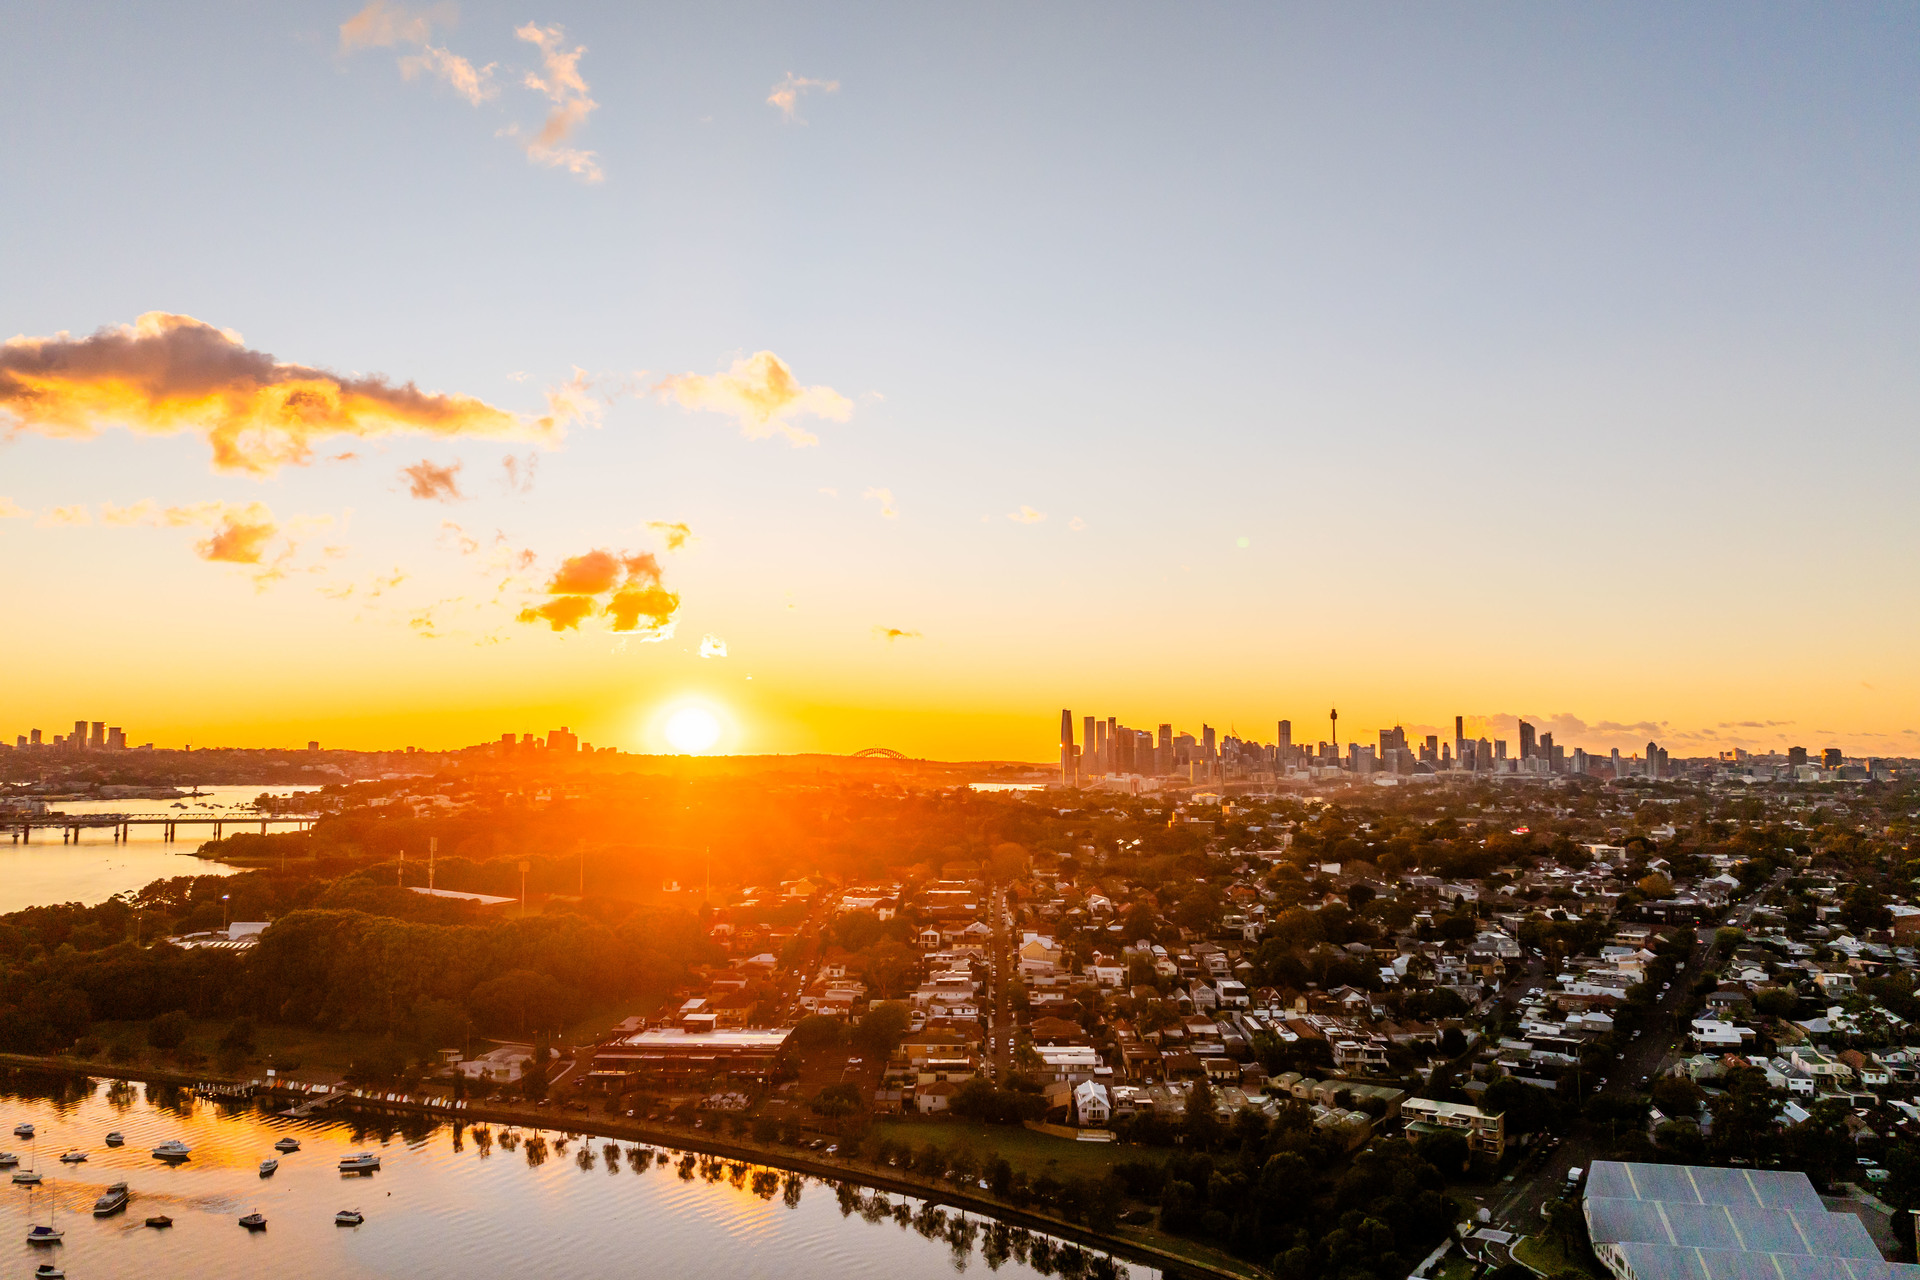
[274,1137,300,1152]
[0,1151,17,1167]
[34,1263,66,1279]
[238,1211,267,1230]
[337,1152,381,1173]
[335,1209,364,1225]
[92,1182,129,1216]
[104,1131,125,1146]
[12,1169,42,1185]
[152,1139,192,1161]
[26,1224,63,1245]
[259,1158,278,1176]
[12,1123,32,1138]
[58,1150,87,1164]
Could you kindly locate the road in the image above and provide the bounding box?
[988,883,1011,1083]
[1488,868,1788,1231]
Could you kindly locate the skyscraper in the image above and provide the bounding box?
[1277,719,1291,752]
[1611,747,1621,777]
[1518,721,1537,760]
[72,720,88,752]
[1059,710,1075,785]
[1083,715,1097,774]
[1645,741,1660,779]
[1453,715,1465,766]
[1787,746,1807,767]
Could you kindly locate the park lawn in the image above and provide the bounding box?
[1513,1233,1604,1279]
[85,1019,391,1083]
[870,1118,1165,1181]
[1435,1253,1477,1280]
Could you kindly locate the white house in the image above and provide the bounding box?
[1073,1080,1111,1127]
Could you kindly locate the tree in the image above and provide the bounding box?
[790,1015,847,1049]
[216,1016,256,1072]
[1651,1075,1704,1120]
[812,1082,865,1118]
[852,1001,911,1061]
[469,969,573,1036]
[148,1009,191,1051]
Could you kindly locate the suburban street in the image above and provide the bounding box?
[1488,869,1787,1230]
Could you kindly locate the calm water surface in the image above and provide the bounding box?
[0,1076,1146,1280]
[0,786,320,914]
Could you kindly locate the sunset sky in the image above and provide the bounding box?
[3,3,1918,760]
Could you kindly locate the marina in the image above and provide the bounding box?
[1,1073,1141,1279]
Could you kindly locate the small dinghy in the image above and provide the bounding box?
[145,1215,174,1228]
[239,1212,267,1230]
[335,1208,364,1225]
[34,1264,65,1279]
[105,1131,125,1146]
[274,1137,301,1152]
[58,1151,87,1164]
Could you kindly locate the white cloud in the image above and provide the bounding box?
[863,487,899,519]
[699,634,728,658]
[1008,505,1046,524]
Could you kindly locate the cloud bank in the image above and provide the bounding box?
[0,313,569,474]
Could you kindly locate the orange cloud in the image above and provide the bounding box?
[195,507,278,564]
[516,595,596,631]
[518,546,679,636]
[874,626,921,641]
[647,520,692,550]
[0,313,570,475]
[0,498,30,519]
[767,73,839,122]
[37,504,90,527]
[338,0,450,51]
[605,584,678,633]
[509,23,602,181]
[400,45,498,104]
[655,351,851,446]
[1008,505,1046,523]
[402,458,464,501]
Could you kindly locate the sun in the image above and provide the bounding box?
[663,705,722,754]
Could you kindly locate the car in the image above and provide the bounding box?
[1616,1052,1626,1060]
[1631,1030,1642,1039]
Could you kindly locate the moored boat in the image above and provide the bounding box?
[337,1152,381,1173]
[0,1151,17,1167]
[152,1139,191,1161]
[239,1211,267,1230]
[104,1131,125,1146]
[259,1158,278,1176]
[144,1215,173,1228]
[274,1137,301,1152]
[26,1224,63,1245]
[335,1208,364,1225]
[13,1123,33,1138]
[58,1150,87,1164]
[34,1263,65,1279]
[93,1182,130,1216]
[13,1169,43,1185]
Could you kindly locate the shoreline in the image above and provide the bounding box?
[0,1052,1263,1280]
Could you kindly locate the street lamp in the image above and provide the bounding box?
[221,894,231,930]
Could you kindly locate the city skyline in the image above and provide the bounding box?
[4,4,1918,758]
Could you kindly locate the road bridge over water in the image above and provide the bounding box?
[5,811,322,844]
